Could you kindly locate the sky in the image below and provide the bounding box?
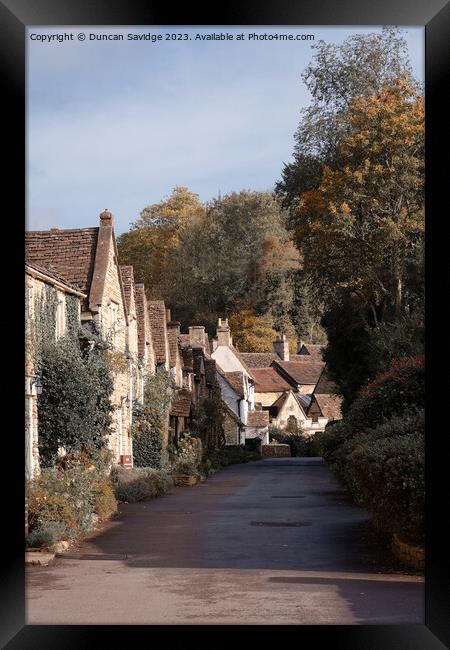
[26,26,424,235]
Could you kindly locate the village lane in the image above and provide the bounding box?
[26,457,424,625]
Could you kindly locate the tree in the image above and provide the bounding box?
[228,310,278,352]
[293,76,424,323]
[117,186,205,302]
[276,27,416,213]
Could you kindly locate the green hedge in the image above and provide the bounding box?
[111,466,173,503]
[317,357,425,545]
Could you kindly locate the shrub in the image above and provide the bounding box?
[36,334,114,468]
[111,466,173,503]
[27,448,118,544]
[26,521,67,548]
[270,426,319,457]
[27,473,80,541]
[349,411,424,544]
[168,435,203,475]
[132,403,164,469]
[132,371,176,468]
[203,446,260,471]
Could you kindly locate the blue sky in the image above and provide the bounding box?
[27,26,424,235]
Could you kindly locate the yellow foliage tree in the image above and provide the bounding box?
[294,76,424,324]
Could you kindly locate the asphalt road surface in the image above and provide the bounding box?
[26,457,424,625]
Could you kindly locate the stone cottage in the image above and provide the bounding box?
[211,318,269,445]
[211,318,340,437]
[25,261,86,480]
[26,210,134,466]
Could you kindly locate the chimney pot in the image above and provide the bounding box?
[100,209,113,225]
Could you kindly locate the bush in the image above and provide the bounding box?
[27,448,118,545]
[37,335,114,468]
[27,478,79,541]
[269,427,320,457]
[132,403,164,469]
[168,435,203,475]
[26,521,67,548]
[348,411,424,544]
[111,466,173,503]
[203,446,260,471]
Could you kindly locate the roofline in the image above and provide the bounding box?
[25,263,87,298]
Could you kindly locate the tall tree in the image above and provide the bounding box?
[276,27,416,213]
[293,76,424,323]
[117,186,205,301]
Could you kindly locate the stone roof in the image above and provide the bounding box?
[169,389,192,418]
[25,260,87,295]
[251,367,294,393]
[166,326,180,369]
[246,410,269,428]
[272,359,325,386]
[25,228,99,310]
[310,367,342,422]
[224,371,245,398]
[270,391,308,417]
[222,401,243,425]
[119,266,135,317]
[148,301,168,364]
[237,352,279,368]
[297,344,324,361]
[313,394,343,422]
[135,284,152,359]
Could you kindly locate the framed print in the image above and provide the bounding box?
[2,0,448,646]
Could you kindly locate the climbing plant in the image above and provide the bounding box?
[132,369,176,468]
[37,325,114,468]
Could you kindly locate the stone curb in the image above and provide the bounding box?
[25,550,55,566]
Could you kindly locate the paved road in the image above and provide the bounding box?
[26,457,424,624]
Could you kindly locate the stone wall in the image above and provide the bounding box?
[224,412,239,445]
[97,244,133,463]
[261,444,291,458]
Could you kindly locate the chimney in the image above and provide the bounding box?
[217,317,232,347]
[189,325,205,348]
[273,333,290,361]
[100,209,113,226]
[165,308,171,322]
[167,320,181,337]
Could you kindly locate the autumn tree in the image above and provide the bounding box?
[276,27,416,212]
[293,76,424,324]
[117,186,206,301]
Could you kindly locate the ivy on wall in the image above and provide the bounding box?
[132,369,176,468]
[29,284,115,468]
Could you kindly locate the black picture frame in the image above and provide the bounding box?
[3,0,448,647]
